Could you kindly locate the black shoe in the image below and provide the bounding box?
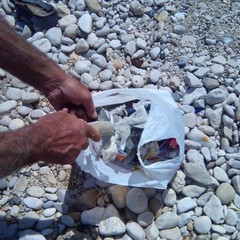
[14,0,58,32]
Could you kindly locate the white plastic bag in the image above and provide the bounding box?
[76,88,185,189]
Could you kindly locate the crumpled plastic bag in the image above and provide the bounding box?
[76,88,185,189]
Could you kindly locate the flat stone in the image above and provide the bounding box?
[185,72,202,88]
[32,38,51,53]
[213,166,229,182]
[6,87,22,100]
[9,119,25,130]
[91,54,107,69]
[159,227,181,240]
[184,162,211,187]
[212,55,227,65]
[194,67,210,78]
[58,14,77,30]
[125,40,137,56]
[23,197,43,210]
[210,64,225,75]
[170,170,186,193]
[177,197,197,214]
[45,27,62,46]
[27,186,45,198]
[194,216,212,234]
[85,0,102,13]
[216,183,235,204]
[81,206,105,226]
[18,105,33,116]
[129,0,144,16]
[205,107,223,129]
[131,75,144,88]
[137,211,154,227]
[203,195,225,224]
[156,212,179,229]
[12,176,29,197]
[182,87,207,105]
[43,208,56,218]
[145,223,159,240]
[21,92,40,104]
[0,100,17,114]
[78,13,92,34]
[61,215,74,227]
[36,214,55,230]
[99,216,126,236]
[126,188,148,214]
[182,185,206,198]
[232,175,240,195]
[109,185,129,209]
[187,128,217,148]
[126,221,146,240]
[162,188,177,206]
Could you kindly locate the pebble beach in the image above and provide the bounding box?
[0,0,240,239]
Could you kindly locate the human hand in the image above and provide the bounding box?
[34,109,100,165]
[47,76,97,121]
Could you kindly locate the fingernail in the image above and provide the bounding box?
[92,110,97,119]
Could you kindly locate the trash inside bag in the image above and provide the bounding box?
[76,89,185,189]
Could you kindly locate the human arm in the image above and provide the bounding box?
[0,17,96,120]
[0,110,101,178]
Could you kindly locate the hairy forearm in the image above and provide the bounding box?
[0,17,65,95]
[0,125,42,178]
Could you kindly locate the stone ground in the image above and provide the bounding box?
[0,0,240,239]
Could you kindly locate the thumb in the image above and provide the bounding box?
[86,123,101,142]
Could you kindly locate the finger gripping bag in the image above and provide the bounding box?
[76,88,185,189]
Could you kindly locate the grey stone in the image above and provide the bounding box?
[21,92,40,104]
[23,197,43,210]
[6,87,22,100]
[173,25,186,34]
[45,27,62,46]
[18,105,33,116]
[145,223,159,240]
[131,75,144,88]
[27,186,45,198]
[91,54,107,69]
[126,188,148,214]
[205,107,223,129]
[185,72,202,88]
[58,14,77,30]
[162,188,177,206]
[81,207,105,226]
[61,215,74,227]
[137,211,154,227]
[213,166,229,182]
[129,1,144,16]
[194,67,210,78]
[43,208,56,217]
[149,47,160,60]
[177,197,197,214]
[182,87,207,105]
[126,221,146,240]
[156,212,179,229]
[216,183,235,204]
[78,13,92,33]
[212,55,227,65]
[99,216,126,236]
[210,64,225,75]
[9,119,24,130]
[232,175,240,195]
[125,40,137,56]
[0,178,8,190]
[194,216,212,234]
[159,227,181,240]
[0,100,17,114]
[225,209,238,226]
[74,60,91,74]
[32,38,51,53]
[149,69,161,84]
[203,195,225,224]
[203,77,219,89]
[64,24,78,39]
[100,81,113,90]
[184,162,211,187]
[182,185,206,198]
